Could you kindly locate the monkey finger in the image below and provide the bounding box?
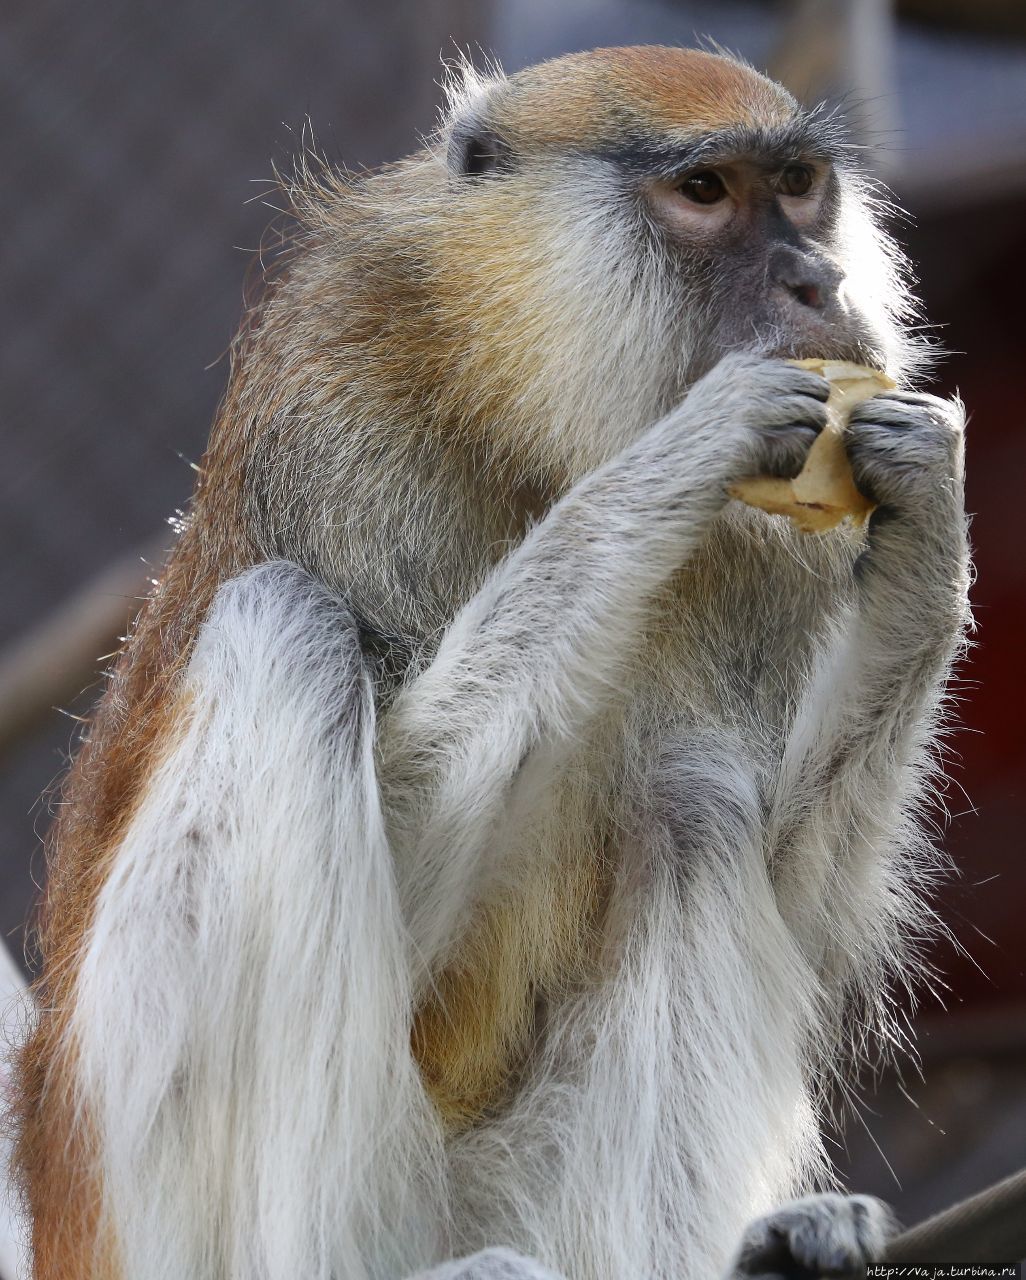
[780,365,832,403]
[760,390,830,431]
[751,423,821,478]
[848,390,964,434]
[752,358,832,406]
[704,351,830,405]
[730,1194,895,1280]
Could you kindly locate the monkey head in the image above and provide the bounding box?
[429,46,921,480]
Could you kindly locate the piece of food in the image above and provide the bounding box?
[729,358,896,533]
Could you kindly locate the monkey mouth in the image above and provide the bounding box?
[774,336,888,372]
[747,296,889,373]
[758,315,888,372]
[687,330,887,393]
[719,298,887,375]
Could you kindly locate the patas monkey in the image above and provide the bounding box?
[14,46,970,1280]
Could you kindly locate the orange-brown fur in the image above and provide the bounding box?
[489,47,795,149]
[413,787,616,1129]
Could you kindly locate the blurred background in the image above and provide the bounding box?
[1,0,1024,1253]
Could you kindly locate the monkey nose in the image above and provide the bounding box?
[770,248,841,312]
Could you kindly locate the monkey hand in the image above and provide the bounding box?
[845,389,966,523]
[555,352,831,588]
[726,1192,896,1280]
[845,388,969,639]
[676,351,832,493]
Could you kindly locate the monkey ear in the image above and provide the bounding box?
[447,114,512,178]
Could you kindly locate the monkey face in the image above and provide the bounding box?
[637,139,889,382]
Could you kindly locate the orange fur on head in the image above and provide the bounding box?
[487,47,798,151]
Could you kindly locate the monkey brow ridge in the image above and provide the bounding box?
[593,116,853,179]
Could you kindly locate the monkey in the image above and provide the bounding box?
[12,44,970,1280]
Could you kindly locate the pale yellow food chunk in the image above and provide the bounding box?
[729,358,895,533]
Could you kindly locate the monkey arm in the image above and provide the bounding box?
[765,391,970,980]
[376,355,829,982]
[375,463,705,984]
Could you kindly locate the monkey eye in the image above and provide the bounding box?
[778,164,815,197]
[677,170,726,205]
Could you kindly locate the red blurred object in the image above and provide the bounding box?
[904,196,1026,1010]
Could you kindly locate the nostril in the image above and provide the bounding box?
[789,282,822,310]
[770,245,838,310]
